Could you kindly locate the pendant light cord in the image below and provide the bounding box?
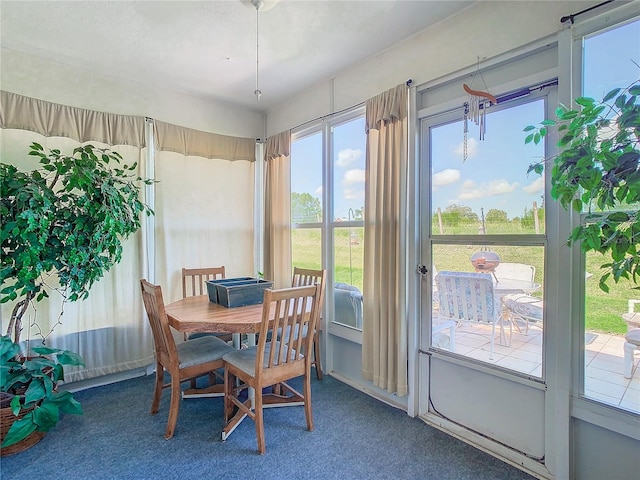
[254,2,262,101]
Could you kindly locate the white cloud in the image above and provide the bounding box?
[432,168,461,186]
[456,179,518,201]
[454,137,478,159]
[336,148,362,168]
[343,169,365,186]
[343,169,365,200]
[315,185,322,195]
[523,176,544,194]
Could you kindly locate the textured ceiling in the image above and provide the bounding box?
[1,1,476,112]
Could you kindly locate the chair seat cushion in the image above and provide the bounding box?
[624,328,640,346]
[223,342,301,376]
[177,335,234,369]
[503,293,544,322]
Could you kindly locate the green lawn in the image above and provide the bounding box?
[292,228,635,335]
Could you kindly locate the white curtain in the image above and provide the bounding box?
[361,83,409,396]
[0,91,258,383]
[153,150,256,303]
[0,128,154,382]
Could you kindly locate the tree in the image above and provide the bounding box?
[525,81,639,291]
[291,192,321,223]
[485,209,508,223]
[440,204,479,225]
[1,143,153,343]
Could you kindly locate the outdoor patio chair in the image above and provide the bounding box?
[435,271,501,359]
[623,299,640,378]
[334,282,363,329]
[494,262,535,284]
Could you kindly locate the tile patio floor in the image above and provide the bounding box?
[445,321,640,414]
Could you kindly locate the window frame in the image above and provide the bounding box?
[571,13,640,419]
[421,84,554,381]
[290,104,366,343]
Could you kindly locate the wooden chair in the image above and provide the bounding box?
[140,279,234,439]
[223,284,322,454]
[182,266,225,297]
[291,267,326,380]
[181,266,229,343]
[182,266,230,389]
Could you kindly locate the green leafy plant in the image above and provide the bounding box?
[1,142,152,449]
[525,81,639,292]
[1,143,154,343]
[1,334,84,448]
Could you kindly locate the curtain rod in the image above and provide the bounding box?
[290,78,413,133]
[560,0,614,24]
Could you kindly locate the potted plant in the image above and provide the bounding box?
[0,142,153,452]
[525,80,639,291]
[0,334,84,453]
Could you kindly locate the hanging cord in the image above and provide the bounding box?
[254,2,262,101]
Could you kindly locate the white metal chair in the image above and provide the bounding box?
[494,262,535,283]
[623,299,640,378]
[496,262,541,335]
[435,271,501,359]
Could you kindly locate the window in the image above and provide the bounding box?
[291,130,323,270]
[426,91,550,376]
[290,107,366,333]
[331,115,365,330]
[581,18,639,414]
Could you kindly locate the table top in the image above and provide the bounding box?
[165,295,266,334]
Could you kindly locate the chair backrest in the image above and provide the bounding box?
[291,267,326,314]
[334,283,363,329]
[494,263,535,283]
[182,266,225,298]
[256,284,321,373]
[435,271,500,324]
[140,279,178,369]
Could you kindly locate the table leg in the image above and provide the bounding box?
[183,333,242,399]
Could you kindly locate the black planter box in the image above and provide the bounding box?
[206,277,273,308]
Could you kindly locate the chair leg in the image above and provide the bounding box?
[224,368,233,423]
[303,370,314,432]
[165,376,181,440]
[624,342,636,378]
[254,386,265,454]
[151,363,163,415]
[313,332,323,380]
[489,324,495,360]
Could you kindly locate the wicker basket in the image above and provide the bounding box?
[0,403,45,456]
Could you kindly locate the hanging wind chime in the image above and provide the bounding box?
[462,58,497,161]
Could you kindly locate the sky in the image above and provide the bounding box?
[291,18,639,223]
[291,116,365,221]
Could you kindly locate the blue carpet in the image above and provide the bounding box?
[1,374,535,480]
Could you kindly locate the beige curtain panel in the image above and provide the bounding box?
[264,130,292,289]
[362,83,409,396]
[0,90,146,147]
[154,120,255,162]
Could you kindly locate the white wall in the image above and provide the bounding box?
[266,1,599,136]
[1,48,264,138]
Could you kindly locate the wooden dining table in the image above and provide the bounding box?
[164,294,308,440]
